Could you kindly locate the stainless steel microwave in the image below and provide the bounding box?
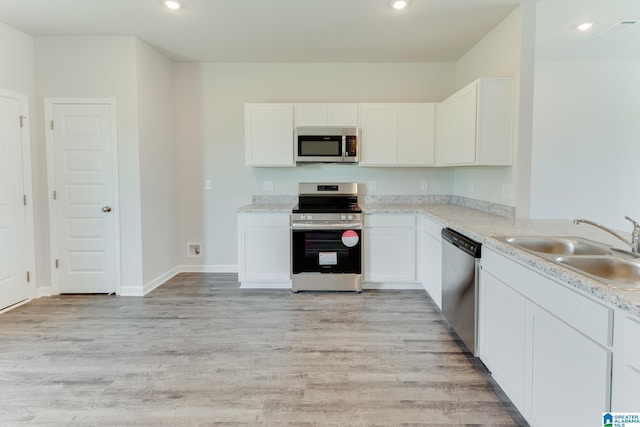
[295,126,359,164]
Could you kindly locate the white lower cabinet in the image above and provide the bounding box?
[612,312,640,411]
[418,215,443,307]
[479,248,612,427]
[364,214,417,284]
[237,213,291,287]
[526,303,611,427]
[478,270,526,411]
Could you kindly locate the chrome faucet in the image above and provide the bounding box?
[573,216,640,254]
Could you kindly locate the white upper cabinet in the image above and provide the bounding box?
[435,78,513,166]
[359,103,436,166]
[244,103,295,167]
[294,103,358,127]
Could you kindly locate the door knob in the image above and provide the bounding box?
[101,206,112,213]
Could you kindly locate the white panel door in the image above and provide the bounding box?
[0,95,28,309]
[50,102,116,294]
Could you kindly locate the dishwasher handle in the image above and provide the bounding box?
[441,228,481,258]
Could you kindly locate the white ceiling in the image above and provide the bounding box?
[0,0,523,62]
[1,0,638,62]
[536,0,640,60]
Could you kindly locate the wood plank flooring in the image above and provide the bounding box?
[0,273,527,426]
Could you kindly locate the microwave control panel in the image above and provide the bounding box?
[345,135,357,157]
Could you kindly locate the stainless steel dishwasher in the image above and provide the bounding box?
[441,227,482,356]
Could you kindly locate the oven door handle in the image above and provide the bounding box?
[291,223,362,230]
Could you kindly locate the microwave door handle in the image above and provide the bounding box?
[341,135,346,161]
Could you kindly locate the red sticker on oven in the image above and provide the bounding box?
[342,230,359,247]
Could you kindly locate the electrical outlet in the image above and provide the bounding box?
[204,179,212,190]
[187,242,202,258]
[368,181,377,192]
[263,181,274,192]
[420,180,429,191]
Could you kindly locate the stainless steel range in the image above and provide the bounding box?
[291,182,363,292]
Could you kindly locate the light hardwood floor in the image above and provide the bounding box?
[0,273,527,426]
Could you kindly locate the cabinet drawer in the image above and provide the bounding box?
[622,315,640,370]
[238,213,290,227]
[365,214,415,227]
[418,215,443,239]
[482,248,613,346]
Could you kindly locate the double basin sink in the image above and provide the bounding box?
[498,236,640,288]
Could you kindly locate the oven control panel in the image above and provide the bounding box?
[291,213,363,230]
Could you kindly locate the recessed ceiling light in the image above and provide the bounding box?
[165,0,181,10]
[392,0,408,10]
[577,22,593,31]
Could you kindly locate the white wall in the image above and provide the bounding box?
[0,23,35,95]
[0,23,44,291]
[530,60,640,232]
[135,39,178,287]
[35,36,145,293]
[174,62,456,268]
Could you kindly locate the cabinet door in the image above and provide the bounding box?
[525,303,611,427]
[436,83,477,165]
[612,313,640,411]
[294,104,327,127]
[359,104,398,165]
[398,104,435,165]
[294,104,358,127]
[244,104,294,166]
[365,227,416,282]
[478,270,526,412]
[238,214,291,285]
[476,79,513,165]
[419,216,442,307]
[327,104,358,127]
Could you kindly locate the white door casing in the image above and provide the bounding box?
[45,99,120,294]
[0,92,34,310]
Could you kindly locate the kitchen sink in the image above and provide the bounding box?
[555,256,640,287]
[498,235,640,288]
[499,236,613,256]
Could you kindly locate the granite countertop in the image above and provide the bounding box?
[361,203,640,317]
[238,200,640,316]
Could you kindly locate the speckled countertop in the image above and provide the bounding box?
[238,201,640,317]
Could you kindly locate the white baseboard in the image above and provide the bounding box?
[142,266,181,295]
[29,268,422,300]
[120,265,238,296]
[36,286,53,298]
[0,299,32,314]
[119,285,145,297]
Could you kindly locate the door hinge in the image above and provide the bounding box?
[53,190,57,200]
[27,271,30,282]
[23,194,27,206]
[55,259,59,269]
[50,120,54,130]
[19,116,26,128]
